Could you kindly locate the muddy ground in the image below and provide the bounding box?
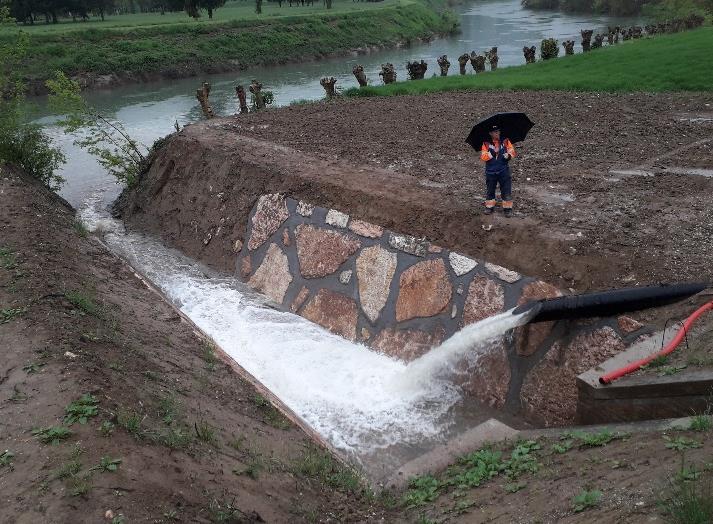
[230,91,713,307]
[0,165,392,523]
[3,158,712,524]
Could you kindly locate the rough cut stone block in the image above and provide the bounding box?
[395,259,452,322]
[339,270,352,285]
[248,243,292,305]
[296,201,314,217]
[520,326,625,426]
[462,276,505,326]
[372,328,444,362]
[295,224,361,279]
[232,239,243,253]
[326,209,349,228]
[361,327,371,341]
[460,340,510,408]
[515,280,563,356]
[388,233,428,257]
[291,286,309,312]
[239,256,252,279]
[248,194,289,250]
[484,262,522,283]
[301,289,358,341]
[618,316,644,334]
[448,252,478,276]
[356,245,397,323]
[349,219,383,238]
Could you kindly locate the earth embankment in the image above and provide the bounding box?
[117,90,713,304]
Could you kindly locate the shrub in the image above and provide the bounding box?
[0,33,65,190]
[540,38,559,60]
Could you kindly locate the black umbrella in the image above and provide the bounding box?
[465,112,534,150]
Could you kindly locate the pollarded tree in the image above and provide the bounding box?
[185,0,199,17]
[200,0,223,18]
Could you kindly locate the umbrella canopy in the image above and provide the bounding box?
[465,112,534,150]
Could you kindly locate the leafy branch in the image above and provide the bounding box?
[46,71,148,188]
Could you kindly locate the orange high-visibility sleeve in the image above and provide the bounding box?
[480,142,493,161]
[504,138,516,158]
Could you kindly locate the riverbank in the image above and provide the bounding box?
[0,164,393,522]
[345,26,713,96]
[2,0,458,94]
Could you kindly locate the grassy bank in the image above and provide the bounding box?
[345,26,713,96]
[0,0,458,89]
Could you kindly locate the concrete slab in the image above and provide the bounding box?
[383,418,519,489]
[578,328,677,387]
[663,167,713,178]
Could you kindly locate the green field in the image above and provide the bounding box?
[0,0,400,34]
[345,26,713,96]
[1,0,457,88]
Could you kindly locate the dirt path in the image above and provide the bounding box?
[0,165,390,523]
[231,91,713,297]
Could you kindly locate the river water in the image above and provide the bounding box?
[31,0,639,470]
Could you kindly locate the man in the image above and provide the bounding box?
[480,124,516,217]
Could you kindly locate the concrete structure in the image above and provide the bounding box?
[237,193,650,426]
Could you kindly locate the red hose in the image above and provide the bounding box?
[599,301,713,385]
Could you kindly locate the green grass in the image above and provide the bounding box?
[1,0,457,86]
[63,393,99,425]
[572,489,602,512]
[0,0,401,34]
[32,426,73,445]
[346,27,713,96]
[65,289,104,318]
[660,477,713,524]
[291,445,364,494]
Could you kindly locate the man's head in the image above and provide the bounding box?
[488,125,500,142]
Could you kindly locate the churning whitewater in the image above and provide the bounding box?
[80,201,530,456]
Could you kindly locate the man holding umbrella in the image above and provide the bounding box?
[466,112,534,219]
[480,124,516,217]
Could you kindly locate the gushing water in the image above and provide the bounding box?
[79,201,528,458]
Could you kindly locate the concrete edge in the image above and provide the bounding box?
[578,328,678,387]
[385,418,519,489]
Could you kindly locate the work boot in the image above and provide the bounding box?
[484,207,494,215]
[503,208,513,218]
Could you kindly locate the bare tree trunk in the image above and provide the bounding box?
[378,63,396,84]
[581,29,593,52]
[458,53,469,75]
[196,82,214,119]
[437,55,450,76]
[352,65,368,87]
[406,60,428,80]
[249,80,266,110]
[485,47,498,70]
[320,77,338,98]
[235,85,249,114]
[469,52,486,73]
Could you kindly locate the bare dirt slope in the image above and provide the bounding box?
[229,91,713,294]
[0,165,389,523]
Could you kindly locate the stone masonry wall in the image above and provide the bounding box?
[237,194,649,426]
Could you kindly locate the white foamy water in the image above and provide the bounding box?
[79,200,530,457]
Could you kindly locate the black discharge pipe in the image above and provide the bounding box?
[513,282,709,325]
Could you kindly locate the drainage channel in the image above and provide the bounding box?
[79,197,526,485]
